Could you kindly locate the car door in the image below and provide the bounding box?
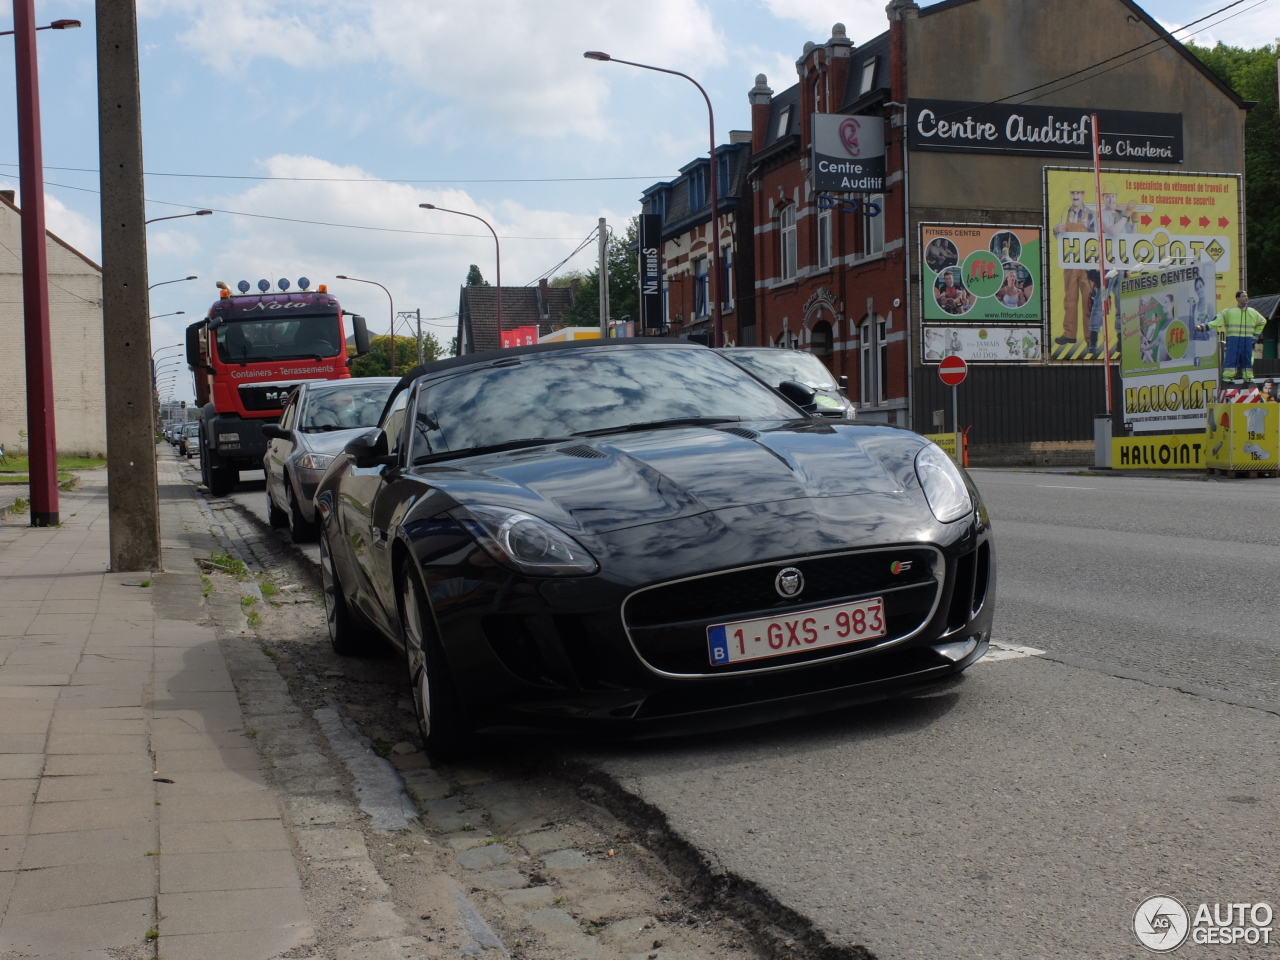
[266,390,300,505]
[365,383,427,624]
[340,385,412,636]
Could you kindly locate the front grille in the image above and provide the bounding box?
[623,548,942,676]
[238,383,293,412]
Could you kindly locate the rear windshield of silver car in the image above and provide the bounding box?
[410,347,802,457]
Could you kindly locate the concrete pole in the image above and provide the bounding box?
[97,0,161,570]
[598,217,610,338]
[13,0,58,527]
[416,308,423,364]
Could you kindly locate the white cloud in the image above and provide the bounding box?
[148,229,202,259]
[44,193,100,263]
[207,154,626,325]
[755,0,887,43]
[141,0,728,139]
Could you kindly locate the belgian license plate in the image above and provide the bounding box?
[707,597,886,666]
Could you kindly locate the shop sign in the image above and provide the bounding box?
[1112,434,1208,469]
[921,223,1042,324]
[637,213,664,331]
[907,99,1182,162]
[1044,167,1241,363]
[811,114,885,192]
[922,325,1042,362]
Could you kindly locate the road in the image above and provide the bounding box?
[208,460,1280,959]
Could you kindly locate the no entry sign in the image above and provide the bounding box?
[938,355,968,386]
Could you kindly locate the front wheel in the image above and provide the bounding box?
[286,479,318,542]
[400,568,469,761]
[320,530,371,656]
[266,483,288,528]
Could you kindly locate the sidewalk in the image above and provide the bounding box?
[0,462,310,960]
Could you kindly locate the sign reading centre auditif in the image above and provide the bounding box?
[812,114,885,192]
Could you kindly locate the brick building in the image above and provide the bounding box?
[456,279,579,354]
[0,192,106,456]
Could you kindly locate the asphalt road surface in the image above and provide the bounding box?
[209,460,1280,959]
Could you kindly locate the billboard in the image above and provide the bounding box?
[1044,167,1241,362]
[921,224,1042,324]
[922,326,1043,362]
[637,213,664,331]
[812,114,885,192]
[500,326,538,349]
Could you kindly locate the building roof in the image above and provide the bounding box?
[640,141,753,242]
[0,191,102,272]
[457,284,578,354]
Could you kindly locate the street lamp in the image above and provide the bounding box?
[335,275,397,375]
[145,209,212,226]
[149,275,197,291]
[585,50,721,346]
[5,9,81,526]
[419,204,502,330]
[149,311,185,321]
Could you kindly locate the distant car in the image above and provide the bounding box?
[177,422,200,458]
[314,339,994,760]
[716,347,856,419]
[262,377,400,542]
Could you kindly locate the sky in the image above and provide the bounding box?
[0,0,1277,403]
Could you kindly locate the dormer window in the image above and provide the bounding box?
[776,106,792,139]
[858,58,877,96]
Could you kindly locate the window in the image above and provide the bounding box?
[859,58,877,96]
[717,155,731,197]
[860,193,885,258]
[649,190,665,221]
[779,205,797,280]
[721,245,734,309]
[817,206,832,269]
[811,321,833,358]
[814,81,822,113]
[693,257,709,318]
[877,317,888,402]
[776,106,792,139]
[688,167,707,211]
[860,317,877,406]
[384,386,412,459]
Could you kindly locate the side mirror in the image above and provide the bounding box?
[261,423,289,441]
[344,429,394,467]
[838,375,849,393]
[351,315,371,356]
[777,379,818,413]
[185,322,204,369]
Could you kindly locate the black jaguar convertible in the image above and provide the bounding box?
[314,339,995,758]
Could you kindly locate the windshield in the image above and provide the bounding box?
[409,346,803,459]
[215,315,343,365]
[720,349,838,390]
[300,380,397,431]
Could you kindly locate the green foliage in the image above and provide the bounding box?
[208,551,249,580]
[10,497,27,514]
[0,456,105,474]
[465,264,489,286]
[554,218,640,327]
[1187,41,1280,291]
[348,333,442,377]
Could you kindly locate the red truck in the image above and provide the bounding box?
[185,278,369,496]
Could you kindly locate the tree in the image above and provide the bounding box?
[553,218,640,327]
[348,332,443,377]
[1187,42,1280,291]
[465,264,489,286]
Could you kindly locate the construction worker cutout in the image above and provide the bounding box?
[1202,290,1266,383]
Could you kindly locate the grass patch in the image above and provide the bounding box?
[0,455,105,474]
[200,574,212,598]
[260,581,277,598]
[139,580,151,588]
[205,551,249,580]
[240,595,258,608]
[9,497,28,515]
[145,928,158,942]
[246,610,262,628]
[0,471,73,485]
[259,645,277,661]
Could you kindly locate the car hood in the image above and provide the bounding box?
[411,420,932,539]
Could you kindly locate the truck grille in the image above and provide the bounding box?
[622,547,943,676]
[238,383,295,411]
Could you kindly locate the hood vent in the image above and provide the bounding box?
[722,426,761,440]
[558,444,609,460]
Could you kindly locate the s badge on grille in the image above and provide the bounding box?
[775,567,804,598]
[890,560,913,574]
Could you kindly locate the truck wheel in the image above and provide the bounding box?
[320,531,371,656]
[286,479,318,542]
[207,464,235,497]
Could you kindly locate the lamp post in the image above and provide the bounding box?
[149,275,197,291]
[335,275,396,375]
[419,204,502,331]
[584,50,720,347]
[144,210,212,225]
[5,11,81,526]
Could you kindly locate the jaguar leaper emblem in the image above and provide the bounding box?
[775,567,804,598]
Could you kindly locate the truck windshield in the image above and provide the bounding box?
[215,315,343,365]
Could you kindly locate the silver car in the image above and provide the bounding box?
[716,347,857,419]
[262,378,399,541]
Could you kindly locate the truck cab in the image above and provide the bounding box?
[186,279,369,496]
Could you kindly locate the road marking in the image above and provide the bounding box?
[977,641,1046,663]
[1036,484,1095,490]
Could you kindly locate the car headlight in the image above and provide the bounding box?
[297,453,335,472]
[914,443,972,522]
[450,505,598,577]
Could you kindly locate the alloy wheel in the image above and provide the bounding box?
[401,576,431,741]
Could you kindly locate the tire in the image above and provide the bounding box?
[286,478,318,542]
[207,463,235,497]
[320,531,372,656]
[400,568,470,762]
[266,483,288,529]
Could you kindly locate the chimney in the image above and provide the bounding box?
[538,278,549,319]
[0,190,14,206]
[570,277,580,305]
[749,74,773,153]
[825,23,853,109]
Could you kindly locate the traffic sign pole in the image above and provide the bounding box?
[937,355,968,455]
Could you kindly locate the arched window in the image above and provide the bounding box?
[811,320,833,358]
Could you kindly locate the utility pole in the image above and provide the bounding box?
[598,217,610,338]
[98,0,161,570]
[416,308,422,364]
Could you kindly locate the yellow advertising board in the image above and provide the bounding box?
[1111,433,1208,469]
[1044,167,1241,363]
[923,433,959,462]
[1206,403,1279,472]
